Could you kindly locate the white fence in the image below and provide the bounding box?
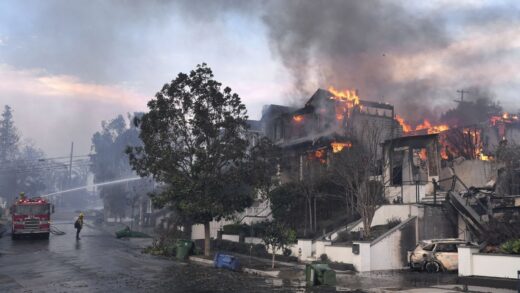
[222,234,240,242]
[459,246,520,279]
[324,244,353,264]
[318,217,417,272]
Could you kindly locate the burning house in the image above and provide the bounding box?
[192,88,520,273]
[382,134,442,204]
[261,87,401,183]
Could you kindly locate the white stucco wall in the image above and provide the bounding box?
[191,219,233,240]
[266,243,298,256]
[222,234,240,242]
[324,245,354,264]
[353,242,371,272]
[315,240,331,258]
[370,228,406,271]
[349,204,419,232]
[457,246,477,277]
[385,185,428,204]
[459,246,520,279]
[244,237,263,244]
[472,254,520,279]
[298,239,313,261]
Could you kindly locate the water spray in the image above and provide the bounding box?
[41,177,143,198]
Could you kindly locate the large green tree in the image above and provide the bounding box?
[246,137,281,199]
[127,63,254,256]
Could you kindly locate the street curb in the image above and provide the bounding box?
[189,256,214,266]
[232,252,305,269]
[189,256,282,278]
[243,268,280,278]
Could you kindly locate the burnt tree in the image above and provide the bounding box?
[329,121,385,238]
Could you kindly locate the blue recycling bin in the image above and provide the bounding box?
[214,252,240,271]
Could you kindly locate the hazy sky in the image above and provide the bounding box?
[1,0,519,157]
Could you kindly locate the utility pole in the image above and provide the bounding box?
[68,142,74,186]
[456,90,469,103]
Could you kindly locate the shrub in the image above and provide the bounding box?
[386,217,402,229]
[142,234,177,256]
[212,240,270,257]
[250,221,268,237]
[319,253,329,263]
[336,230,358,243]
[251,243,269,256]
[500,239,520,254]
[283,248,292,257]
[222,223,249,236]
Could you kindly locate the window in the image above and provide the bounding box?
[422,244,435,251]
[15,204,50,215]
[435,243,458,253]
[391,150,404,185]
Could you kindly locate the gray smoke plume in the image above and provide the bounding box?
[261,0,450,122]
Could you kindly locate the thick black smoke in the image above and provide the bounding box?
[261,0,450,122]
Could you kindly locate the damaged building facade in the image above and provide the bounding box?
[262,88,400,183]
[192,87,520,275]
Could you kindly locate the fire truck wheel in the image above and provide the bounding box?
[42,233,50,239]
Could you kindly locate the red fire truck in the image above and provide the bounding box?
[11,197,53,239]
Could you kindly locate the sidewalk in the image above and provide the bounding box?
[190,252,305,280]
[370,284,517,293]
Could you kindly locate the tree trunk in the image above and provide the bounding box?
[307,197,314,232]
[204,221,211,257]
[131,204,135,230]
[272,251,276,269]
[314,196,317,233]
[304,198,307,237]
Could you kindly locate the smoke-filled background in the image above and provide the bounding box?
[1,0,520,156]
[262,0,520,121]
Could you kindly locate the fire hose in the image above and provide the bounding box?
[50,225,66,235]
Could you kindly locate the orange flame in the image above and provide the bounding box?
[441,147,449,160]
[418,149,427,161]
[428,124,449,134]
[415,120,432,131]
[396,115,449,135]
[293,115,304,123]
[395,115,412,133]
[328,86,360,106]
[331,142,352,153]
[479,153,491,161]
[313,149,326,164]
[490,112,519,126]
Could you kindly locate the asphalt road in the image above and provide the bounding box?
[0,212,336,293]
[0,212,463,293]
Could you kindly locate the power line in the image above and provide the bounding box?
[0,160,92,175]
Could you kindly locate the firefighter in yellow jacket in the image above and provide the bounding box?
[74,213,84,240]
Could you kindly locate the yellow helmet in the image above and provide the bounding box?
[79,213,84,218]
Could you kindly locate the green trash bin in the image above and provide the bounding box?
[115,226,131,238]
[175,239,194,260]
[321,269,336,286]
[305,264,316,286]
[311,263,336,286]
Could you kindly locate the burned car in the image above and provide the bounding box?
[409,239,467,272]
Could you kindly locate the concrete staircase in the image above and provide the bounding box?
[421,191,448,204]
